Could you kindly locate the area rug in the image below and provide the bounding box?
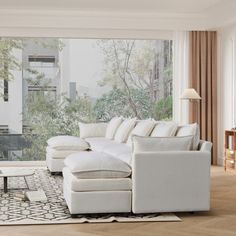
[0,168,181,225]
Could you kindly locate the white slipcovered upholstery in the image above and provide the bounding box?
[114,118,137,143]
[47,135,89,150]
[63,167,132,192]
[85,137,115,152]
[151,121,178,137]
[127,119,155,146]
[79,122,107,138]
[105,117,123,139]
[132,150,211,213]
[85,138,132,165]
[64,151,131,179]
[46,136,89,172]
[46,119,212,215]
[116,153,132,165]
[176,123,200,150]
[102,143,131,158]
[63,182,132,214]
[46,146,80,159]
[132,135,194,153]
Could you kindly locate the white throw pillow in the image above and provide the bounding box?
[132,135,193,153]
[127,119,155,146]
[64,151,131,179]
[105,117,123,139]
[47,135,89,150]
[151,121,178,137]
[79,122,107,139]
[114,118,137,143]
[176,123,200,150]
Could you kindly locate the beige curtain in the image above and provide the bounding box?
[189,31,217,165]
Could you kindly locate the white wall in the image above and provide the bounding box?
[59,39,70,97]
[0,49,23,134]
[217,25,236,165]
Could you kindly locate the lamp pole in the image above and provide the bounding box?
[181,88,201,123]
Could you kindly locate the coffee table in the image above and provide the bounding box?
[0,169,35,193]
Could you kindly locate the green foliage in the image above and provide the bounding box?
[23,95,95,160]
[154,95,173,121]
[97,39,173,119]
[94,87,152,121]
[0,38,22,85]
[94,87,131,120]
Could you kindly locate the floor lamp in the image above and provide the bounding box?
[181,88,201,123]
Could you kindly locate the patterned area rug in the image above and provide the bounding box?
[0,168,181,225]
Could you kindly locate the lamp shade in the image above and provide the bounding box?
[181,88,201,100]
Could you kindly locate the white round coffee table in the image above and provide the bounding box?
[0,169,35,193]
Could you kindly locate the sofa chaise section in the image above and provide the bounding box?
[63,151,132,215]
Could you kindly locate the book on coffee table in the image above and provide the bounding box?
[25,190,47,202]
[14,191,27,201]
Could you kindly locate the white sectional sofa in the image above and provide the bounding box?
[46,117,212,216]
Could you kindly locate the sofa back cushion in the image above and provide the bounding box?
[176,123,200,150]
[114,118,137,143]
[132,135,193,153]
[105,117,123,139]
[127,119,155,146]
[150,121,178,137]
[79,122,107,139]
[64,151,131,179]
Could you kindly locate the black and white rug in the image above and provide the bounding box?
[0,168,181,225]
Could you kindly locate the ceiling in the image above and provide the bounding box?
[0,0,235,37]
[0,0,225,13]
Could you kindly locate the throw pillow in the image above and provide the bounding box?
[105,117,123,139]
[151,121,178,137]
[114,118,137,143]
[176,123,200,150]
[79,122,107,139]
[132,135,194,153]
[126,119,155,146]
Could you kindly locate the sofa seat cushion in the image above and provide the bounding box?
[63,167,131,192]
[47,135,89,151]
[85,137,116,152]
[46,146,80,159]
[102,143,132,157]
[116,153,132,166]
[64,151,131,179]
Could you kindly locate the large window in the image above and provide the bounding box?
[0,38,173,161]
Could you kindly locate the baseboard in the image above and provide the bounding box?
[217,157,224,166]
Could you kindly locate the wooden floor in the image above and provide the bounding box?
[1,166,236,236]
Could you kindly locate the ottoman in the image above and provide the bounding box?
[63,151,132,216]
[46,136,89,173]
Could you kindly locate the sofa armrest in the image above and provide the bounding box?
[132,150,211,213]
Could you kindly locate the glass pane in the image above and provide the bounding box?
[0,37,173,161]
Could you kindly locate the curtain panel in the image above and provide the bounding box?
[189,31,217,164]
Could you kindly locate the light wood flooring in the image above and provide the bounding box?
[1,166,236,236]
